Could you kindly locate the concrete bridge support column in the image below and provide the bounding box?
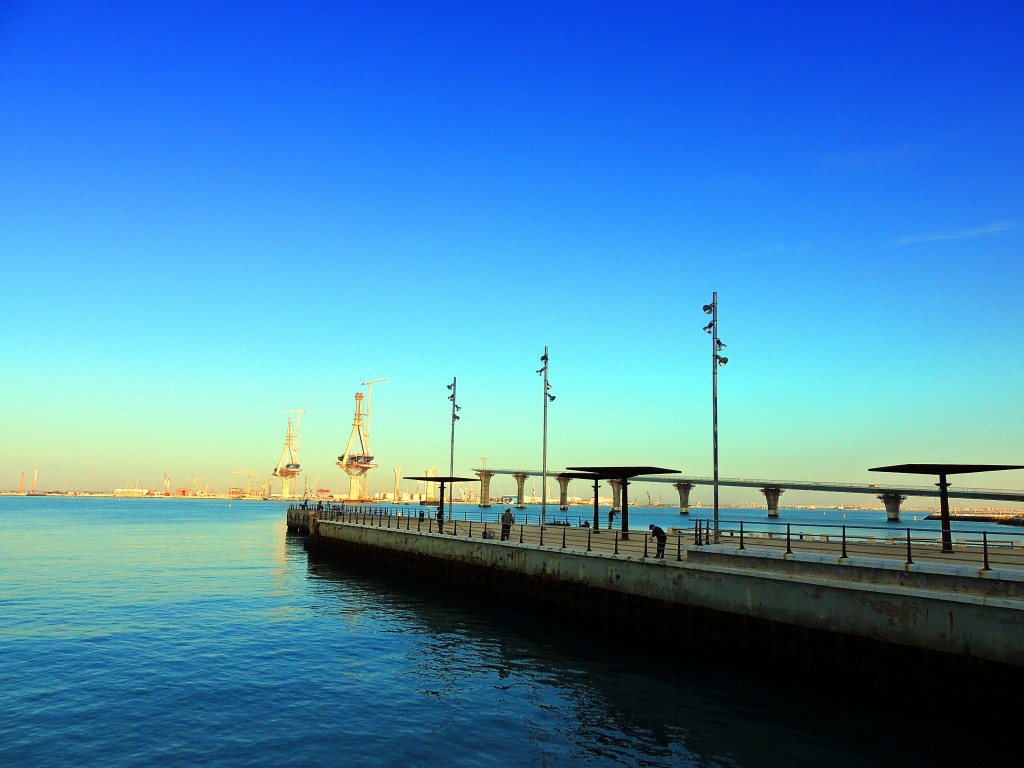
[878,493,906,522]
[557,475,570,510]
[674,482,694,515]
[514,473,528,509]
[761,486,784,518]
[609,479,622,511]
[476,471,494,507]
[475,473,495,507]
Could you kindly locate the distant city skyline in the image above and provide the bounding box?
[2,3,1022,502]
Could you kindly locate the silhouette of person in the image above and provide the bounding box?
[500,508,515,540]
[649,524,667,558]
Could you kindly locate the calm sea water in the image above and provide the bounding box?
[0,496,1011,767]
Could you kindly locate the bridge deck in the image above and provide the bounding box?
[474,468,1024,502]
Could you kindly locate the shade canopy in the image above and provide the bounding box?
[404,476,480,483]
[869,464,1024,476]
[565,466,679,479]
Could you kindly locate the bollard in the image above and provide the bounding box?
[739,521,745,550]
[841,525,848,559]
[983,531,991,571]
[540,526,545,547]
[469,521,473,538]
[786,524,792,554]
[643,536,648,559]
[676,534,682,561]
[561,526,566,549]
[587,527,592,552]
[614,531,619,555]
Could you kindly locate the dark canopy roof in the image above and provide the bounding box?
[869,464,1024,476]
[404,475,480,483]
[565,466,679,479]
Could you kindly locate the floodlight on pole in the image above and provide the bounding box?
[702,291,729,544]
[447,377,460,520]
[538,346,554,525]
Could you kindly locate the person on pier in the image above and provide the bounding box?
[649,524,667,559]
[500,508,515,541]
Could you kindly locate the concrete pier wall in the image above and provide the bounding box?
[302,517,1024,703]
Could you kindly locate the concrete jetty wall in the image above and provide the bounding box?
[301,515,1024,704]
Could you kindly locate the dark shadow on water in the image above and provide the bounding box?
[298,543,1018,768]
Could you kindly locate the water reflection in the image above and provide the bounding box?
[297,544,1008,767]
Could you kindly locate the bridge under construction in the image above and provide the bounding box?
[473,467,1024,521]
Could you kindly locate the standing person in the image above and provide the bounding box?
[608,508,618,530]
[436,507,444,534]
[649,524,667,559]
[500,507,515,541]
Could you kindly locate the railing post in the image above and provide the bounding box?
[906,528,914,565]
[614,531,619,555]
[587,527,592,552]
[540,526,545,547]
[983,531,991,571]
[643,535,648,559]
[841,525,848,559]
[519,524,524,544]
[561,526,566,549]
[786,523,792,554]
[695,520,702,546]
[469,521,474,538]
[739,521,745,550]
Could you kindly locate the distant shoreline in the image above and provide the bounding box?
[3,490,1024,515]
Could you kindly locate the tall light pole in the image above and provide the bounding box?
[361,377,388,500]
[702,293,728,543]
[447,377,460,520]
[537,347,555,525]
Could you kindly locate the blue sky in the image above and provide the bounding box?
[2,1,1022,501]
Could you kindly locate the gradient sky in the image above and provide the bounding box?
[2,1,1022,502]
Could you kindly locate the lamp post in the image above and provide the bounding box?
[702,293,728,544]
[537,346,555,525]
[447,377,460,520]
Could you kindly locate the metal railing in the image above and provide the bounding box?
[290,506,1024,573]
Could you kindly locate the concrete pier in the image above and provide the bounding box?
[878,492,906,522]
[297,510,1024,706]
[761,485,784,517]
[476,470,494,507]
[609,479,622,511]
[557,475,570,510]
[674,481,694,514]
[513,473,528,509]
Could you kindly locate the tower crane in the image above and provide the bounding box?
[232,470,257,496]
[360,378,387,499]
[272,410,305,500]
[337,392,376,501]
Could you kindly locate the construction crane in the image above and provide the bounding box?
[272,410,304,500]
[360,378,387,499]
[163,474,171,496]
[337,392,376,500]
[192,474,205,496]
[232,470,257,495]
